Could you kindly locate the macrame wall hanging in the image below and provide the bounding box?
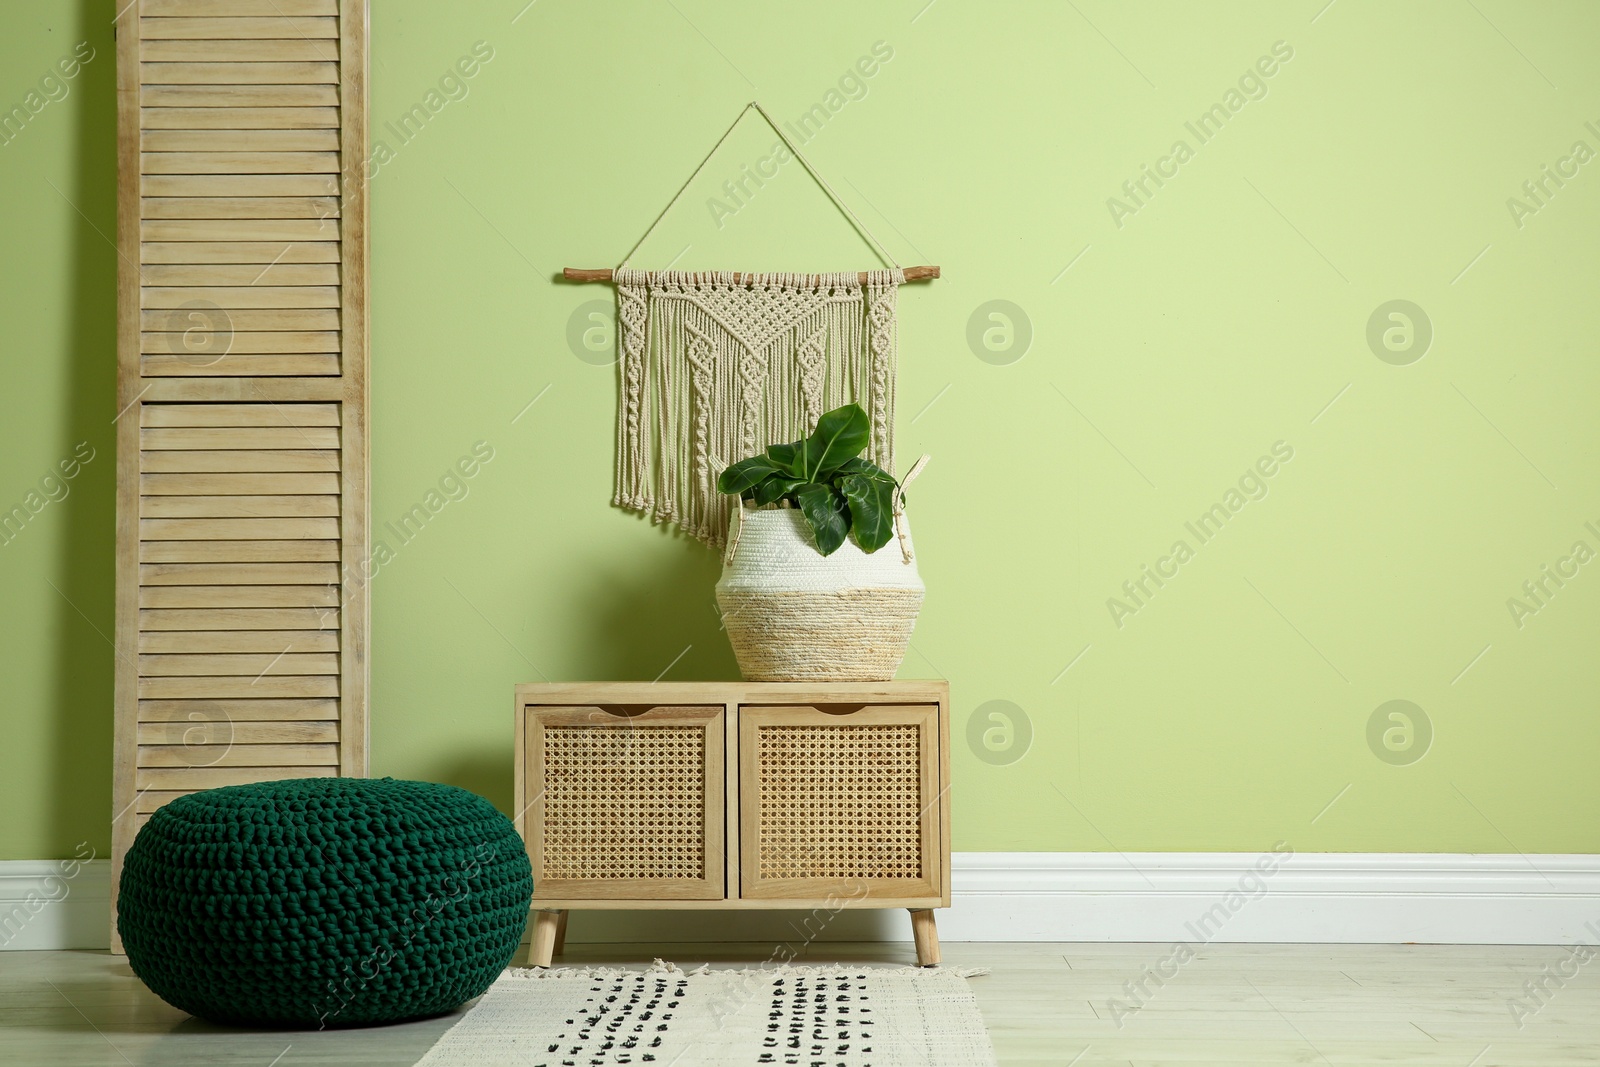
[564,102,939,546]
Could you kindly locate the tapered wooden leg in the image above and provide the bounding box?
[910,908,940,967]
[552,909,569,956]
[528,909,562,968]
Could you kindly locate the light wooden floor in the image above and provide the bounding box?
[4,942,1597,1065]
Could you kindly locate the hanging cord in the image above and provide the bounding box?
[749,101,901,270]
[617,105,754,270]
[617,101,902,272]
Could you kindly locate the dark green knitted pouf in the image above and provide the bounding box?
[118,777,533,1028]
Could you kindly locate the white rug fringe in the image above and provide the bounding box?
[505,958,989,980]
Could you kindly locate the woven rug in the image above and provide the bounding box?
[414,960,997,1067]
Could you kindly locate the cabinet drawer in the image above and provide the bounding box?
[523,704,724,901]
[739,704,940,901]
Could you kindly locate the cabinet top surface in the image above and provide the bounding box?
[516,680,948,704]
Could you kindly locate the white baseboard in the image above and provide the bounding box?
[0,859,110,951]
[936,852,1600,945]
[9,853,1599,951]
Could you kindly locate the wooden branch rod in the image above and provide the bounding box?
[563,265,940,283]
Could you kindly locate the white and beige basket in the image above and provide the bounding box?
[715,501,925,682]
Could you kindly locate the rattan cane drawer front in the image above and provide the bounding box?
[740,704,940,901]
[525,705,724,900]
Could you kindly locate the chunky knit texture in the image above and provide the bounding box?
[118,777,534,1028]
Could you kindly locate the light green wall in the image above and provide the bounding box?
[0,1,119,862]
[2,1,1596,859]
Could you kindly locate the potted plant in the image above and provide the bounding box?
[714,404,925,681]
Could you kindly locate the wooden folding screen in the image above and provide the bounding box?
[110,0,368,942]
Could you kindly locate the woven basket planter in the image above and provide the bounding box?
[716,504,924,681]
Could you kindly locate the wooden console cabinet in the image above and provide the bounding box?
[513,681,950,966]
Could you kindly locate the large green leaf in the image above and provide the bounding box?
[839,471,896,553]
[797,405,870,481]
[764,440,804,479]
[717,455,780,496]
[793,482,850,555]
[751,476,804,506]
[835,456,889,477]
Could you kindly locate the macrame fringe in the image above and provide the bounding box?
[614,268,904,547]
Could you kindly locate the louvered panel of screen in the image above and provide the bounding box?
[110,0,368,949]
